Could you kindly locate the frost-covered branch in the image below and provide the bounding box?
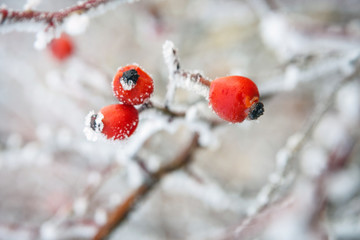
[163,40,211,107]
[93,133,199,240]
[0,0,135,33]
[220,51,360,240]
[247,51,360,217]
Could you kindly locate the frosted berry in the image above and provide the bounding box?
[87,104,139,140]
[112,64,154,105]
[49,34,74,61]
[209,76,264,123]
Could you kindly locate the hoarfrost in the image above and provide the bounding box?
[6,133,23,149]
[313,114,348,151]
[40,222,57,240]
[87,171,102,186]
[162,172,245,212]
[126,160,145,187]
[34,30,55,50]
[73,197,88,216]
[108,193,122,207]
[300,144,327,177]
[83,110,104,141]
[326,167,360,204]
[64,14,89,35]
[336,81,360,126]
[24,0,41,11]
[94,208,107,225]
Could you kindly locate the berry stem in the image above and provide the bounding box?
[163,40,211,106]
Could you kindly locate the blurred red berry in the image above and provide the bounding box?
[112,64,154,105]
[49,34,74,61]
[209,76,264,123]
[90,104,139,140]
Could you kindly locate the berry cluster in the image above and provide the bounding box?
[84,63,263,141]
[85,64,154,140]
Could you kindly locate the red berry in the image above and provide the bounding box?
[112,64,154,105]
[88,104,139,140]
[209,76,264,123]
[49,34,74,61]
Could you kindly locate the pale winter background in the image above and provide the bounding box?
[0,0,360,240]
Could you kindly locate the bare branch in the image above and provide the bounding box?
[247,52,360,218]
[93,133,200,240]
[0,0,134,33]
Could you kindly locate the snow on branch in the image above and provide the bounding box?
[163,40,212,107]
[93,133,200,240]
[0,0,136,34]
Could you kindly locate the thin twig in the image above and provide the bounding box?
[93,133,200,240]
[221,53,360,240]
[163,40,212,107]
[0,0,133,33]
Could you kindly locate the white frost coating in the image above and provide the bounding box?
[87,171,102,186]
[24,0,41,10]
[126,161,144,187]
[147,155,161,172]
[64,14,90,35]
[115,114,181,160]
[163,40,178,73]
[300,145,327,177]
[73,197,88,216]
[162,172,245,212]
[94,208,107,225]
[6,133,23,149]
[259,13,295,59]
[40,222,58,240]
[283,65,300,90]
[36,124,53,142]
[275,148,291,171]
[264,213,308,240]
[185,106,218,147]
[326,167,360,204]
[175,71,210,99]
[120,77,136,90]
[336,81,360,127]
[34,30,55,50]
[313,114,348,151]
[108,193,122,207]
[163,40,178,104]
[285,133,304,152]
[83,110,104,141]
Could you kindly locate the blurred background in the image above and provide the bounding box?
[0,0,360,239]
